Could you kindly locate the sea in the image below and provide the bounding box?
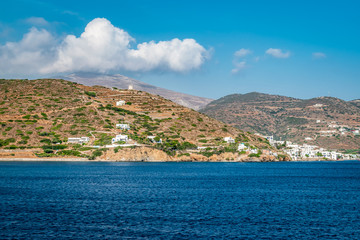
[0,161,360,239]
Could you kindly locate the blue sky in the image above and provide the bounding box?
[0,0,359,100]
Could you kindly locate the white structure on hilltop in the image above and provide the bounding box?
[68,137,90,144]
[128,85,133,90]
[116,100,126,106]
[147,136,162,143]
[116,124,130,130]
[112,134,128,143]
[224,137,235,144]
[313,103,324,108]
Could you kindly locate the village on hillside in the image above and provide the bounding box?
[255,134,360,161]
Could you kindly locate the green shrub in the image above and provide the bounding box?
[249,153,261,158]
[85,91,96,97]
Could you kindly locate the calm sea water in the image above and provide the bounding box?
[1,161,360,239]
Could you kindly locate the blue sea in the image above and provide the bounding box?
[1,161,360,239]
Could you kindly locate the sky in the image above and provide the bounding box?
[0,0,359,101]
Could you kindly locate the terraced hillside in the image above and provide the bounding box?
[201,92,360,150]
[0,79,285,161]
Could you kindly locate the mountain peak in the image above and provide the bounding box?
[61,73,212,110]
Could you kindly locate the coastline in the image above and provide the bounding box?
[0,157,356,162]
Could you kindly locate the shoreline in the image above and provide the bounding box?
[0,157,357,162]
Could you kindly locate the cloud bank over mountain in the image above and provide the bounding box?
[0,18,209,77]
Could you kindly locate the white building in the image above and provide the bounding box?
[147,136,162,143]
[128,85,133,90]
[224,137,235,144]
[313,104,324,108]
[116,124,130,130]
[250,148,258,154]
[116,100,126,106]
[112,134,128,143]
[238,143,248,151]
[68,137,90,144]
[319,130,336,136]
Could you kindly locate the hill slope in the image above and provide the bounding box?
[0,79,285,161]
[62,73,213,110]
[200,92,360,150]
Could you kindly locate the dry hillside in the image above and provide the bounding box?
[201,92,360,150]
[0,79,285,161]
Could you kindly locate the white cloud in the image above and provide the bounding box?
[231,48,252,74]
[265,48,290,58]
[0,18,209,77]
[234,48,252,58]
[312,52,326,59]
[231,61,247,74]
[0,27,57,76]
[25,17,49,26]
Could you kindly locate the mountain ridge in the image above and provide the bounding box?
[61,73,213,110]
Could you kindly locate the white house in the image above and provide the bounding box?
[116,100,126,106]
[112,134,128,143]
[250,148,258,154]
[147,136,162,143]
[313,104,324,108]
[68,137,89,144]
[116,124,130,130]
[238,143,248,151]
[224,137,235,143]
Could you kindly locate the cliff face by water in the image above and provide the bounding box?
[97,146,288,162]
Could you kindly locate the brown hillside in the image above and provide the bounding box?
[0,79,284,161]
[201,93,360,150]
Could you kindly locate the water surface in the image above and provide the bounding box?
[1,161,360,239]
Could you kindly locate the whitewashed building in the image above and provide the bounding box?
[224,137,235,144]
[116,100,126,106]
[68,137,90,144]
[238,143,248,151]
[116,124,130,130]
[112,134,128,143]
[147,136,162,143]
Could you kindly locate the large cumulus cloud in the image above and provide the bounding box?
[0,18,209,77]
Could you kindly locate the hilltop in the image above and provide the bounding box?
[200,92,360,150]
[0,79,286,161]
[62,73,213,110]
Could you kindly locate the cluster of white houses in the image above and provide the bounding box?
[255,134,359,160]
[282,142,359,160]
[315,120,360,137]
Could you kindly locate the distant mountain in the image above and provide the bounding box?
[350,99,360,109]
[200,92,360,150]
[61,73,213,110]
